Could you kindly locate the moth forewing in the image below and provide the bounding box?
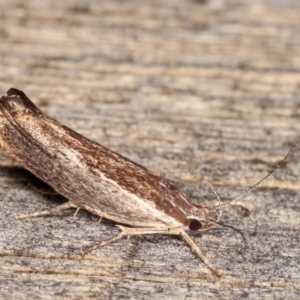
[0,88,221,276]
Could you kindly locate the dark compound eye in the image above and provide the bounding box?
[189,219,202,230]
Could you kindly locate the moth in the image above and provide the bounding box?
[0,88,297,276]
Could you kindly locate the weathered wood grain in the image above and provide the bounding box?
[0,0,299,299]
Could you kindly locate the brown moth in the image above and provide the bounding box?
[0,88,298,276]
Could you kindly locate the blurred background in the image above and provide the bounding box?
[0,0,300,299]
[1,0,300,181]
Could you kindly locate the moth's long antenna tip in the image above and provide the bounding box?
[222,135,300,207]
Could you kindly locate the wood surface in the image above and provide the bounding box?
[0,0,300,299]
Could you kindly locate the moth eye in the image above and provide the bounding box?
[189,219,202,231]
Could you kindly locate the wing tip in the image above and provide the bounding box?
[1,88,40,113]
[6,88,26,98]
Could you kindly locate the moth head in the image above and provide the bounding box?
[187,203,221,231]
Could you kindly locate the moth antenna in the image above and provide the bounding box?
[205,180,222,221]
[194,182,222,221]
[221,135,300,207]
[199,195,209,205]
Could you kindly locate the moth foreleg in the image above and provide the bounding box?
[180,230,221,277]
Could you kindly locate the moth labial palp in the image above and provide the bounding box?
[0,88,298,277]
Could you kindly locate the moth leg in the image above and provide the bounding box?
[15,202,76,219]
[119,226,221,276]
[82,225,221,276]
[73,207,80,217]
[179,230,221,277]
[117,226,220,275]
[81,231,126,256]
[81,226,166,256]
